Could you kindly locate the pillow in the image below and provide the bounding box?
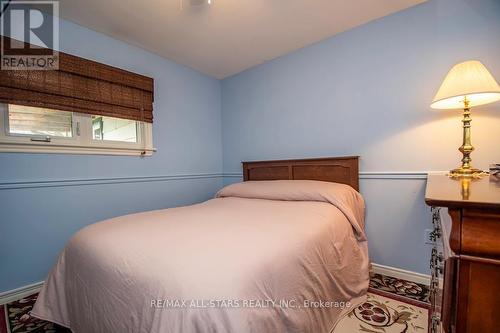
[216,180,366,241]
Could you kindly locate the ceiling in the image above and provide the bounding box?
[55,0,426,79]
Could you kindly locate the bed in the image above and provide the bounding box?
[32,156,369,333]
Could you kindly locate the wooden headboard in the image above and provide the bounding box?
[242,156,359,191]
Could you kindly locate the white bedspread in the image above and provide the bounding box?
[32,180,369,333]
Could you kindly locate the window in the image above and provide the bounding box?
[92,115,138,143]
[0,104,154,156]
[8,105,73,138]
[0,37,154,155]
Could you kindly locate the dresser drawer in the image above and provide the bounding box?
[461,209,500,258]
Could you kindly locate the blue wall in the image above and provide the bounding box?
[221,0,500,274]
[0,19,223,293]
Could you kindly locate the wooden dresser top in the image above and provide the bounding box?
[425,174,500,209]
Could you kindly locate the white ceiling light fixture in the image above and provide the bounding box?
[179,0,212,11]
[189,0,211,6]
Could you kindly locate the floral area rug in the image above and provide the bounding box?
[369,273,429,304]
[333,293,428,333]
[1,294,69,333]
[1,273,429,333]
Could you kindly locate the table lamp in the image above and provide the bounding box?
[431,60,500,177]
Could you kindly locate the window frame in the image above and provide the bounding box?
[0,104,154,156]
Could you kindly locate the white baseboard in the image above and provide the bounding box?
[371,263,430,285]
[0,281,44,305]
[0,264,429,305]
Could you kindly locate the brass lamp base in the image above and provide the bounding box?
[449,167,484,178]
[448,99,485,179]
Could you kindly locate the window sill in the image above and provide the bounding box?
[0,142,156,156]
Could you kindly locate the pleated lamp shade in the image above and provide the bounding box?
[431,60,500,109]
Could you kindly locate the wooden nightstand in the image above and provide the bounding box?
[425,174,500,333]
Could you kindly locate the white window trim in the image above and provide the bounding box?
[0,104,155,156]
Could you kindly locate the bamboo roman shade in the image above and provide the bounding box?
[0,36,154,122]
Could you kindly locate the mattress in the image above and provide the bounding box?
[32,180,369,333]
